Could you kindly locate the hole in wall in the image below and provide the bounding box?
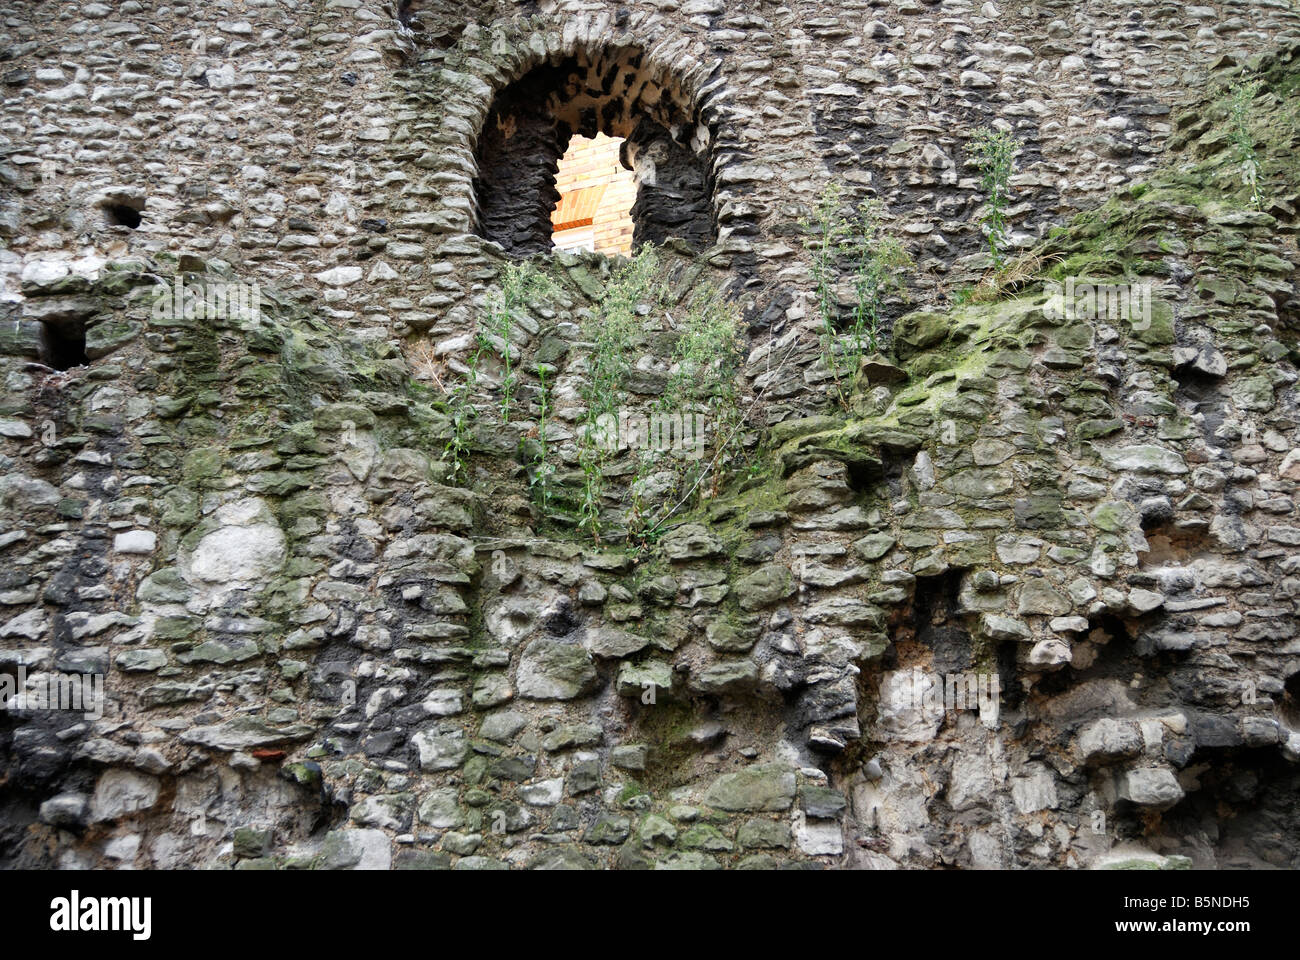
[877,449,909,499]
[1280,671,1300,733]
[1139,516,1209,567]
[39,319,87,371]
[1153,741,1300,869]
[398,1,465,49]
[845,455,883,496]
[909,569,973,676]
[1053,613,1132,680]
[103,203,142,229]
[1171,362,1224,434]
[396,0,419,28]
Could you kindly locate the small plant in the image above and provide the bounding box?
[529,364,555,516]
[846,196,912,357]
[801,184,912,408]
[1228,75,1265,210]
[485,261,557,421]
[538,245,753,545]
[961,248,1067,306]
[443,337,484,483]
[583,247,661,417]
[573,246,665,540]
[626,447,656,540]
[442,261,557,484]
[803,182,852,352]
[969,127,1021,268]
[663,290,742,412]
[632,288,746,535]
[576,443,605,542]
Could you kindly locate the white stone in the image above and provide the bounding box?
[41,83,87,102]
[960,70,996,88]
[1011,766,1059,814]
[518,779,564,807]
[366,261,398,282]
[0,608,48,640]
[205,64,237,90]
[1027,636,1072,668]
[794,815,843,856]
[421,689,463,717]
[1117,767,1184,809]
[186,498,286,586]
[325,829,391,870]
[1279,449,1300,481]
[0,474,60,512]
[875,669,942,742]
[912,450,935,490]
[113,530,157,554]
[314,265,364,286]
[103,834,142,862]
[1050,616,1090,633]
[411,728,467,771]
[338,429,377,482]
[948,751,995,811]
[1078,718,1142,763]
[1127,588,1165,614]
[968,827,1005,868]
[418,789,464,829]
[89,770,160,822]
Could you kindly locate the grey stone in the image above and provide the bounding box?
[704,764,796,812]
[516,639,598,700]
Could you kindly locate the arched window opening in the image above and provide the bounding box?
[473,48,715,259]
[551,133,636,256]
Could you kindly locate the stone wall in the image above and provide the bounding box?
[0,0,1299,870]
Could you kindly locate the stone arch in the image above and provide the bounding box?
[473,44,714,257]
[431,14,735,258]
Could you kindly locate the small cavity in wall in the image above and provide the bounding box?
[39,318,88,371]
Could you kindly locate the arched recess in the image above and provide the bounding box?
[470,37,720,258]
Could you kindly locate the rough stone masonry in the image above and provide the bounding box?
[1,0,1299,870]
